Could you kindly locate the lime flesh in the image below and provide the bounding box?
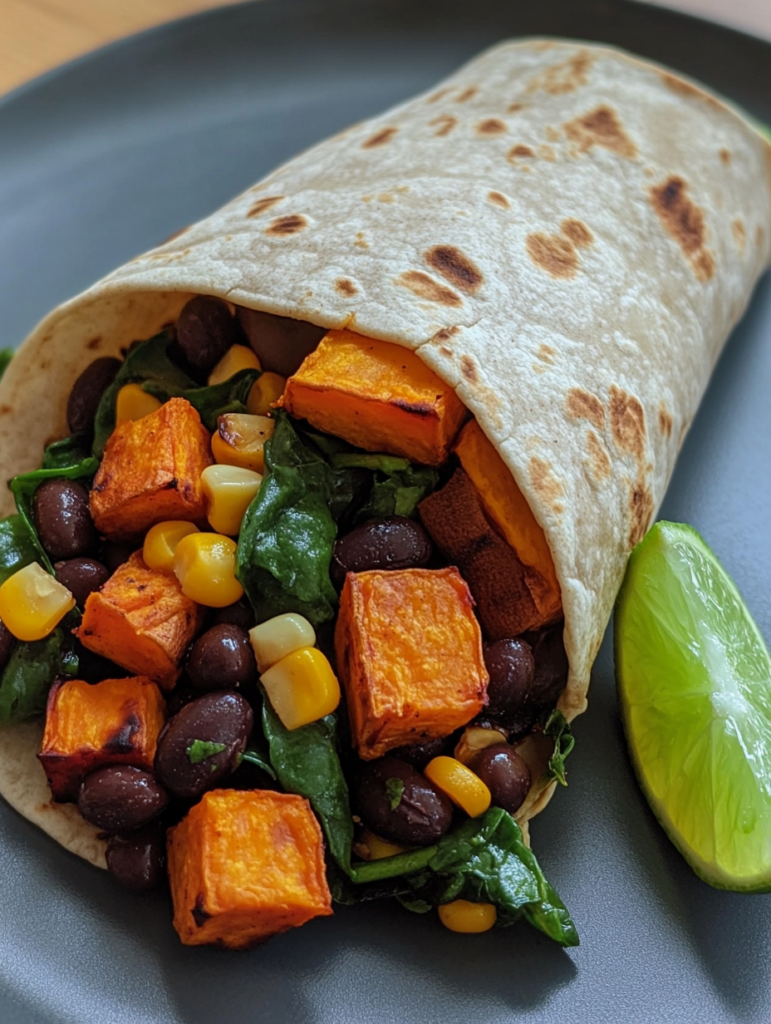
[615,521,771,891]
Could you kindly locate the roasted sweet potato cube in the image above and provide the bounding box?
[90,397,213,542]
[334,568,487,760]
[282,329,467,465]
[454,420,561,625]
[76,552,205,689]
[39,675,165,801]
[167,790,332,948]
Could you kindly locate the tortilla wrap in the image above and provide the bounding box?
[0,39,769,867]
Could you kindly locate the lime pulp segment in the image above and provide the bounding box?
[615,521,771,891]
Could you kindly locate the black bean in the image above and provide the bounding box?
[388,736,449,770]
[175,296,243,376]
[33,479,97,560]
[186,625,258,693]
[154,691,253,800]
[331,517,433,588]
[0,621,15,673]
[469,744,531,816]
[235,307,326,377]
[54,557,109,606]
[105,825,166,894]
[354,757,453,848]
[67,357,122,439]
[484,638,534,722]
[210,597,255,632]
[525,622,569,708]
[100,541,134,575]
[78,766,169,833]
[165,680,199,718]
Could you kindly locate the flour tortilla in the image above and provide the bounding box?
[0,39,769,864]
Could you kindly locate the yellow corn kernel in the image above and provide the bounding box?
[247,372,287,416]
[260,646,340,731]
[0,562,75,642]
[211,413,275,474]
[115,383,163,425]
[207,345,261,386]
[143,521,200,572]
[424,756,491,818]
[173,532,243,608]
[453,725,508,766]
[438,900,497,934]
[359,829,406,860]
[201,464,262,537]
[248,613,316,673]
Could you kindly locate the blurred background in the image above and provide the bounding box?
[2,0,770,97]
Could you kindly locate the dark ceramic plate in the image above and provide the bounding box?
[1,1,770,1021]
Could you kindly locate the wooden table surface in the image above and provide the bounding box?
[1,0,770,98]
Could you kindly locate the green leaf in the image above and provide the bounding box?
[0,626,78,725]
[330,453,411,475]
[186,739,226,764]
[0,349,14,381]
[182,369,260,432]
[238,748,277,779]
[41,436,93,471]
[0,515,39,586]
[355,462,439,522]
[262,694,353,874]
[385,777,405,810]
[542,709,575,787]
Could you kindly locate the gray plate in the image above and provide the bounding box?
[1,1,770,1022]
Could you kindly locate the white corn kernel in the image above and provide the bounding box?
[249,613,316,673]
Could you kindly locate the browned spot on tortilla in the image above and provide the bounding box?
[508,144,534,161]
[650,176,715,282]
[526,233,579,279]
[536,344,555,365]
[487,191,510,208]
[660,73,722,110]
[538,145,556,161]
[456,87,478,103]
[586,430,611,482]
[247,195,284,218]
[609,386,646,460]
[757,225,765,247]
[430,115,457,137]
[529,457,564,513]
[427,88,451,104]
[545,126,561,142]
[266,214,307,237]
[720,148,731,165]
[362,127,398,148]
[527,51,593,96]
[86,336,102,351]
[161,225,190,244]
[335,278,357,297]
[561,218,593,248]
[0,405,11,416]
[477,118,506,135]
[377,193,395,203]
[432,326,459,345]
[460,356,479,383]
[424,246,483,294]
[508,102,524,113]
[564,105,637,159]
[732,218,747,253]
[658,406,673,438]
[397,271,462,307]
[629,481,654,547]
[566,388,604,430]
[354,232,369,249]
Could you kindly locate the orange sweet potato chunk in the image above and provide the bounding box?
[167,790,332,949]
[39,676,165,801]
[90,397,213,542]
[335,567,488,760]
[76,552,205,689]
[282,329,467,465]
[454,420,561,625]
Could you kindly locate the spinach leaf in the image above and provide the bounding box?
[236,413,338,627]
[543,710,575,787]
[238,748,277,779]
[262,696,353,875]
[0,515,39,586]
[0,348,14,381]
[183,369,260,432]
[10,442,99,573]
[0,624,78,724]
[328,452,438,522]
[351,809,578,947]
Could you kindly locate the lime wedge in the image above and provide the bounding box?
[615,521,771,891]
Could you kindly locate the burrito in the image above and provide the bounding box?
[0,38,768,947]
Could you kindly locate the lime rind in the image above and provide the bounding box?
[615,521,771,891]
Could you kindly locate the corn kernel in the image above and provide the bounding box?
[453,725,508,766]
[260,646,340,730]
[0,562,75,641]
[201,464,262,536]
[247,372,287,416]
[438,900,497,934]
[207,345,261,386]
[211,413,275,473]
[173,532,243,608]
[424,756,491,818]
[115,383,163,425]
[143,520,200,572]
[249,613,316,673]
[359,829,406,860]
